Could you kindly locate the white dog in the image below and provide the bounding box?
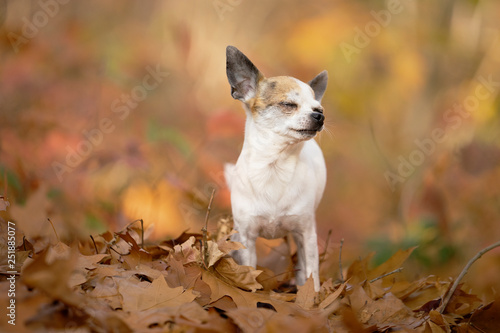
[224,46,327,291]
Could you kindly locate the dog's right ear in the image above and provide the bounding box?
[226,46,263,102]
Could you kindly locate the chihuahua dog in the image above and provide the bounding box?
[224,46,327,291]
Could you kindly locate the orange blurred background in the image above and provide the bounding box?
[1,0,500,298]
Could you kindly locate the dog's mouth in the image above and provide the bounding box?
[293,128,320,136]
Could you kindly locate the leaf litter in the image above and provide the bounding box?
[1,200,500,332]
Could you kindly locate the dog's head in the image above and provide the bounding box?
[226,45,328,142]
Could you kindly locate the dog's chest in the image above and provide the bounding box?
[236,160,314,238]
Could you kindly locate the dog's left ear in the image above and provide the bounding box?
[308,70,328,102]
[226,46,264,102]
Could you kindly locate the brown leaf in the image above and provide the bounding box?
[444,285,482,315]
[115,275,198,311]
[172,235,200,264]
[256,265,279,291]
[202,269,301,315]
[469,300,500,332]
[87,276,122,310]
[208,295,237,311]
[206,240,226,267]
[295,276,317,310]
[214,257,263,292]
[70,253,109,288]
[227,307,328,333]
[318,282,346,309]
[10,184,52,240]
[367,246,417,282]
[21,247,83,306]
[217,230,245,253]
[346,252,374,285]
[429,310,450,332]
[0,196,9,211]
[348,284,421,330]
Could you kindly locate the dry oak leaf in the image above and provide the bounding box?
[0,197,9,211]
[40,242,109,288]
[87,276,122,310]
[227,307,328,333]
[118,302,209,331]
[217,230,245,254]
[172,235,200,264]
[296,276,317,310]
[21,247,84,306]
[367,246,417,283]
[206,240,226,267]
[214,257,263,292]
[115,275,198,312]
[348,284,422,330]
[318,282,346,310]
[202,269,301,315]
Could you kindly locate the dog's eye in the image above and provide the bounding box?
[279,102,298,109]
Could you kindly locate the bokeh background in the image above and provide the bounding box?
[1,0,499,298]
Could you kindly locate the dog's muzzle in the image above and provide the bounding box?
[310,111,325,130]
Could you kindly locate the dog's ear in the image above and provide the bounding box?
[226,46,263,102]
[308,70,328,102]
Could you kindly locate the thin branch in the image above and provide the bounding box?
[320,229,332,262]
[140,219,144,249]
[109,246,130,256]
[339,238,345,283]
[47,218,59,242]
[439,239,500,314]
[369,267,403,283]
[202,189,216,268]
[90,235,98,254]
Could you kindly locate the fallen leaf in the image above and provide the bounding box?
[319,282,346,309]
[202,269,300,315]
[206,240,226,267]
[115,275,198,311]
[172,235,200,264]
[367,247,417,282]
[469,300,500,332]
[0,197,9,211]
[295,276,317,310]
[214,257,263,292]
[21,248,83,306]
[10,184,52,240]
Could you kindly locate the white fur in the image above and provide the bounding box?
[225,46,327,291]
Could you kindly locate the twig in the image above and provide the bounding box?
[202,189,216,268]
[339,238,344,283]
[320,230,332,262]
[109,246,130,256]
[369,267,403,283]
[90,235,98,254]
[140,219,144,249]
[47,218,59,242]
[117,218,145,248]
[439,239,500,314]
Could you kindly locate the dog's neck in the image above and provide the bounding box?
[241,109,304,165]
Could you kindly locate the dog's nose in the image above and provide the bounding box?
[310,112,325,124]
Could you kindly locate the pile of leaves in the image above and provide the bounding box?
[1,203,500,332]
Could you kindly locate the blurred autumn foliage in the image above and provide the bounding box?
[2,214,500,332]
[1,0,500,328]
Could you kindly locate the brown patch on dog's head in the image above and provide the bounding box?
[250,76,303,114]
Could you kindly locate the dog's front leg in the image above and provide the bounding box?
[230,225,257,268]
[293,225,320,291]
